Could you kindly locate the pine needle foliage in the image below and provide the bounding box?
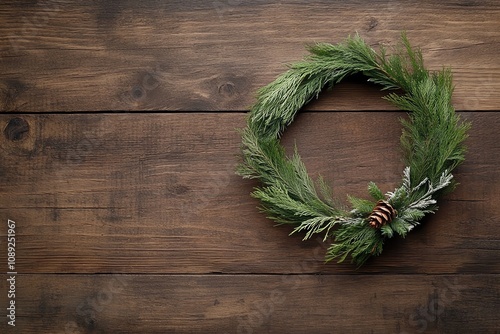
[238,33,470,267]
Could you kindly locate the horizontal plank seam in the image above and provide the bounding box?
[1,110,498,115]
[10,273,499,276]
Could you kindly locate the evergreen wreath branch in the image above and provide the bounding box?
[237,33,470,267]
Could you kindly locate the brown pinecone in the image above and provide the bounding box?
[368,200,397,229]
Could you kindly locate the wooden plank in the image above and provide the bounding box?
[0,112,498,274]
[0,274,498,333]
[0,1,499,112]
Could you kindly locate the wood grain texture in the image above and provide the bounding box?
[0,0,499,112]
[1,112,498,275]
[1,1,499,333]
[0,274,498,333]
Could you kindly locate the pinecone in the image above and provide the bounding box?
[368,200,397,229]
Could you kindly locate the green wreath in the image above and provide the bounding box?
[237,34,470,267]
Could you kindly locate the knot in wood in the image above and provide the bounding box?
[218,82,236,97]
[368,200,397,229]
[4,117,29,141]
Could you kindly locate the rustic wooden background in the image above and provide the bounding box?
[0,1,499,333]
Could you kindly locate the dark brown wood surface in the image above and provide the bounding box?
[2,274,499,333]
[0,1,499,333]
[0,0,499,112]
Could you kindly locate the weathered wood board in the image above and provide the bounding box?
[0,1,499,333]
